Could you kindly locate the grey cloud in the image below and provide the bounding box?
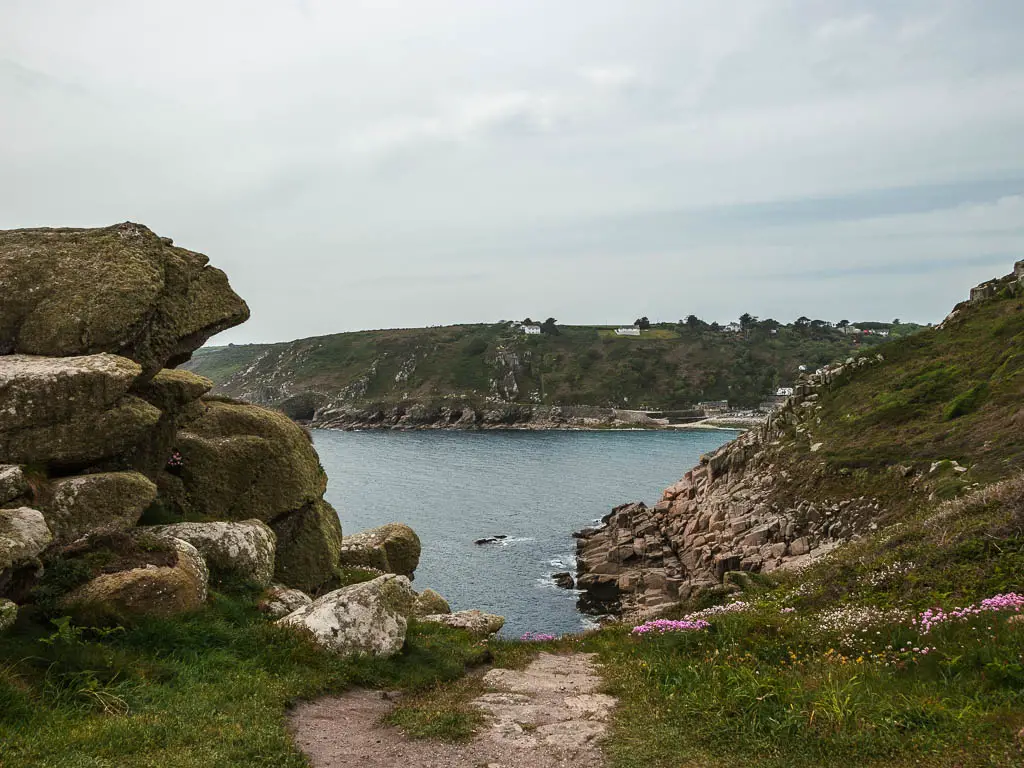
[1,0,1022,343]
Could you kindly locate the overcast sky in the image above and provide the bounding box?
[2,1,1023,343]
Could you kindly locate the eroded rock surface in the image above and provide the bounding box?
[258,584,313,619]
[0,222,249,375]
[61,534,209,621]
[337,523,421,578]
[149,519,277,586]
[290,652,613,768]
[41,471,157,545]
[411,588,450,617]
[0,507,52,571]
[277,574,415,656]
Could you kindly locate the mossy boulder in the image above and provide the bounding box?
[148,519,276,586]
[337,523,421,578]
[59,533,209,622]
[0,396,161,468]
[258,584,313,619]
[0,222,249,376]
[0,353,142,432]
[39,471,157,545]
[132,369,213,414]
[270,499,344,594]
[412,588,451,617]
[171,400,327,522]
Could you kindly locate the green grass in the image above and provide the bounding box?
[187,320,887,412]
[0,589,488,768]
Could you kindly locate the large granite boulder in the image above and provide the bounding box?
[277,574,415,657]
[40,471,157,545]
[337,523,421,578]
[60,534,209,621]
[270,499,344,594]
[420,610,505,636]
[170,400,328,522]
[149,519,276,586]
[0,354,162,468]
[0,507,53,572]
[0,222,249,376]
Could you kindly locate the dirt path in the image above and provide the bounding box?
[289,652,615,768]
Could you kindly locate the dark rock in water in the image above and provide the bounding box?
[552,571,575,589]
[474,535,507,545]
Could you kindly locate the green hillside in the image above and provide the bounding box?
[186,318,921,414]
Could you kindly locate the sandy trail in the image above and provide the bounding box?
[289,652,615,768]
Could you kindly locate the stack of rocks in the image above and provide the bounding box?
[575,355,887,618]
[0,223,440,651]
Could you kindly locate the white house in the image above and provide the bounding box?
[615,327,641,336]
[776,387,795,397]
[523,325,542,335]
[723,322,742,333]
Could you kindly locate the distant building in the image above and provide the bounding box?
[697,400,730,414]
[723,322,742,333]
[776,387,794,397]
[523,325,542,335]
[615,327,641,336]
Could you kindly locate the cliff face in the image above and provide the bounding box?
[577,262,1024,617]
[183,320,899,424]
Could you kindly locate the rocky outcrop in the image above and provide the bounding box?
[149,519,277,586]
[412,588,451,617]
[337,523,421,578]
[258,584,313,619]
[40,471,157,545]
[0,222,249,376]
[0,598,15,632]
[420,610,505,636]
[60,534,209,621]
[277,574,416,656]
[0,223,348,621]
[576,356,886,616]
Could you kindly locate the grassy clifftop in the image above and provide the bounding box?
[186,319,915,414]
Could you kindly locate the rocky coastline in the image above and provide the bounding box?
[574,354,888,619]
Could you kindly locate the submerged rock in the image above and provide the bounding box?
[149,519,277,586]
[474,535,508,545]
[337,523,421,578]
[0,222,249,376]
[258,584,313,619]
[277,574,416,657]
[420,610,505,636]
[552,572,575,589]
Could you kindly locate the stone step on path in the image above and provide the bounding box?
[289,652,615,768]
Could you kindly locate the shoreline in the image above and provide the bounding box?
[307,419,754,434]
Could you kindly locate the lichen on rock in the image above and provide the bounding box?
[412,588,451,617]
[276,573,416,656]
[338,522,421,578]
[270,499,344,594]
[40,471,157,545]
[0,222,249,376]
[420,609,505,636]
[149,519,276,586]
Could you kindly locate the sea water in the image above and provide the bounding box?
[313,428,737,637]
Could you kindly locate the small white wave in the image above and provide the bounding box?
[497,536,535,546]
